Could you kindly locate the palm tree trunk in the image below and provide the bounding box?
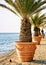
[34,26,39,36]
[41,29,45,38]
[38,28,41,35]
[41,29,44,34]
[19,18,32,42]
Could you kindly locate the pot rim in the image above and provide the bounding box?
[14,41,37,44]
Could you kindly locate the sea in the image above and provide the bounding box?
[0,33,19,54]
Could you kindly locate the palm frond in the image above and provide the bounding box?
[39,14,45,19]
[5,0,24,17]
[0,0,46,18]
[30,15,36,25]
[36,1,46,8]
[31,12,46,26]
[41,17,46,21]
[15,0,25,17]
[33,6,46,14]
[30,1,46,14]
[0,4,17,15]
[26,0,35,13]
[39,21,46,27]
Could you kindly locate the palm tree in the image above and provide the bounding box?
[0,0,46,42]
[31,13,46,36]
[40,22,46,38]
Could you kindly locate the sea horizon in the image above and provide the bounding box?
[0,32,19,34]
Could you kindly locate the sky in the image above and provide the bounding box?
[0,0,21,33]
[0,0,46,33]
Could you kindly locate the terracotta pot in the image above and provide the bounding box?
[41,34,44,38]
[15,42,36,62]
[33,36,41,45]
[39,35,42,39]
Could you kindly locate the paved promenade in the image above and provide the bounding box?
[0,38,46,65]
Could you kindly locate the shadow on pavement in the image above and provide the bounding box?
[32,60,46,64]
[40,44,46,45]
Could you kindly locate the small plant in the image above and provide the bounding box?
[31,13,46,36]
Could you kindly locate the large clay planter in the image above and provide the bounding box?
[41,34,44,38]
[39,35,42,39]
[39,34,44,38]
[15,42,36,62]
[33,36,41,45]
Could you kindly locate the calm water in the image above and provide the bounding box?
[0,33,19,54]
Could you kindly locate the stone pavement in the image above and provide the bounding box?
[0,38,46,65]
